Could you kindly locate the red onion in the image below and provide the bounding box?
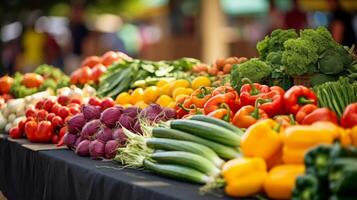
[74,136,85,149]
[104,140,120,159]
[133,120,142,134]
[63,133,77,149]
[100,107,122,128]
[89,139,105,158]
[112,128,127,145]
[75,139,91,156]
[81,119,101,140]
[96,127,113,143]
[123,106,141,119]
[162,108,176,120]
[67,113,86,134]
[82,105,101,121]
[118,115,134,130]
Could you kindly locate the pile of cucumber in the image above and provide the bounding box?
[115,115,243,184]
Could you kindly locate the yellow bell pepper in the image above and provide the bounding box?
[281,123,338,164]
[263,165,305,200]
[241,119,283,162]
[222,157,267,197]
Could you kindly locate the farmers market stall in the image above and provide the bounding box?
[0,136,237,200]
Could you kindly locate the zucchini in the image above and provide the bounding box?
[146,138,224,167]
[170,120,240,147]
[152,127,240,159]
[143,159,211,184]
[150,151,220,176]
[189,115,243,135]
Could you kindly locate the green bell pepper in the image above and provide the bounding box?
[329,158,357,195]
[292,174,327,200]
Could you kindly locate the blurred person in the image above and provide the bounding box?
[267,0,284,33]
[284,0,307,30]
[44,32,63,69]
[328,0,356,46]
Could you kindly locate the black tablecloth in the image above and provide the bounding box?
[0,137,242,200]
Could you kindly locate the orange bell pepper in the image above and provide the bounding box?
[232,99,268,128]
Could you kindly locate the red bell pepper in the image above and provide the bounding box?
[207,104,233,122]
[257,90,284,117]
[191,87,213,108]
[175,96,192,118]
[341,103,357,128]
[283,85,318,115]
[298,107,338,125]
[204,92,239,114]
[295,104,318,124]
[211,86,237,96]
[240,78,270,106]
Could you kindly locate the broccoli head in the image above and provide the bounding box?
[282,38,319,76]
[266,51,283,66]
[230,58,272,91]
[257,29,298,60]
[300,26,335,55]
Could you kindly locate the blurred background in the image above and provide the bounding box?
[1,0,357,75]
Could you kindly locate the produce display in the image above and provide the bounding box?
[1,26,357,200]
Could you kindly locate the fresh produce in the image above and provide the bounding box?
[231,100,269,128]
[341,103,357,128]
[283,85,318,115]
[0,75,13,94]
[295,105,338,125]
[314,77,357,117]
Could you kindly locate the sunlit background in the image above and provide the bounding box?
[1,0,357,75]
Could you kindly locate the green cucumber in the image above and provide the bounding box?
[150,151,220,176]
[189,115,243,135]
[146,138,224,167]
[152,127,240,159]
[170,120,240,147]
[143,159,212,184]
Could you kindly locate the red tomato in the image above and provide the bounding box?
[58,107,70,120]
[70,98,82,105]
[36,121,53,142]
[36,110,48,121]
[69,106,81,115]
[57,95,70,106]
[102,51,119,66]
[64,116,71,124]
[35,100,45,109]
[51,104,61,115]
[18,119,27,133]
[46,113,56,122]
[43,99,55,112]
[9,127,22,139]
[26,117,35,123]
[25,108,36,118]
[81,56,102,68]
[88,97,101,106]
[0,75,13,94]
[70,69,81,84]
[100,97,115,110]
[68,103,81,109]
[79,67,92,84]
[51,135,59,144]
[51,116,64,127]
[58,126,67,138]
[91,63,106,82]
[25,121,38,141]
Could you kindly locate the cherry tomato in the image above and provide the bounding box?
[35,100,45,109]
[51,135,59,144]
[9,127,22,139]
[69,106,81,115]
[100,97,115,111]
[91,63,106,82]
[79,66,92,84]
[25,108,36,118]
[18,119,27,133]
[57,95,70,106]
[58,107,70,120]
[43,99,55,112]
[26,116,35,123]
[36,110,48,121]
[36,121,53,142]
[25,121,38,142]
[58,126,67,138]
[64,116,71,124]
[70,98,82,105]
[51,116,64,127]
[51,104,61,115]
[88,97,101,106]
[81,56,102,68]
[46,113,56,122]
[101,51,119,66]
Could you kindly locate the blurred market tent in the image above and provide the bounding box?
[1,0,357,75]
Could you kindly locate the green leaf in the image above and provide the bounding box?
[155,66,174,77]
[141,64,155,73]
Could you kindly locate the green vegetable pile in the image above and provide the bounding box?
[313,77,357,117]
[292,143,357,200]
[98,58,200,98]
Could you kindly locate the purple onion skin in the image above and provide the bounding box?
[162,108,177,120]
[89,140,105,158]
[63,133,78,149]
[81,119,101,140]
[75,139,91,156]
[118,115,134,130]
[96,127,113,143]
[67,113,86,134]
[100,107,122,128]
[74,136,85,149]
[112,128,127,146]
[123,107,141,119]
[133,121,142,134]
[105,140,120,159]
[82,105,101,121]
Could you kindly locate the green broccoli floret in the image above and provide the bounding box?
[230,58,272,91]
[282,38,319,76]
[300,26,335,54]
[266,51,283,66]
[257,29,298,60]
